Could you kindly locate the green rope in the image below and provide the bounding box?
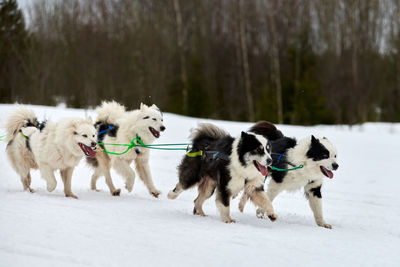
[0,134,6,141]
[98,137,191,156]
[271,164,304,172]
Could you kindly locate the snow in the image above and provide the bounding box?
[0,104,399,267]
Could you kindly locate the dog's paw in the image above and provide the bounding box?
[150,189,161,198]
[256,208,266,219]
[223,218,236,224]
[112,189,121,196]
[193,208,207,216]
[267,213,277,222]
[167,191,178,199]
[125,183,133,192]
[47,181,57,192]
[28,188,35,193]
[66,193,78,199]
[318,222,332,229]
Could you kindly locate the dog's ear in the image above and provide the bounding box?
[241,131,248,138]
[150,104,159,110]
[311,135,319,144]
[86,116,93,124]
[140,103,148,111]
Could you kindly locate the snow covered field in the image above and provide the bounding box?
[0,104,399,267]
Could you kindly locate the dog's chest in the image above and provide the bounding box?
[282,168,322,191]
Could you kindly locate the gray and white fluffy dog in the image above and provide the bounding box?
[168,123,277,223]
[239,121,339,228]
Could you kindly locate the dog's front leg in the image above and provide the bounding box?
[113,159,136,192]
[60,167,78,199]
[39,164,57,192]
[135,156,161,198]
[304,182,331,229]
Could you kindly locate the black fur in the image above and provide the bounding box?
[308,185,322,198]
[249,121,284,141]
[95,122,119,148]
[39,121,47,132]
[270,137,297,183]
[178,126,267,208]
[306,135,330,161]
[238,132,264,166]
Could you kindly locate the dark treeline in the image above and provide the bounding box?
[1,0,400,124]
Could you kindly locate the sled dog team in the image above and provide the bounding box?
[5,101,339,228]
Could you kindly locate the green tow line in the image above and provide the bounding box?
[98,136,191,156]
[98,137,303,172]
[0,134,6,141]
[271,165,304,172]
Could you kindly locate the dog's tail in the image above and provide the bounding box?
[6,107,39,142]
[249,121,283,141]
[189,123,229,149]
[95,101,126,124]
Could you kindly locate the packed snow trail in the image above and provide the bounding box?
[0,104,399,267]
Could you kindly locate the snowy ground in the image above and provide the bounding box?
[0,104,399,267]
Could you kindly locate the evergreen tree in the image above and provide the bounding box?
[0,0,28,102]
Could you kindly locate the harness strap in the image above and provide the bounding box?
[20,130,28,140]
[98,125,114,138]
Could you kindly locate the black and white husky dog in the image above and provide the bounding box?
[168,123,277,223]
[239,121,339,228]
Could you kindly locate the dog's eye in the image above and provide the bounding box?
[256,147,263,153]
[323,154,329,159]
[82,134,87,138]
[92,135,95,138]
[152,118,157,121]
[143,116,149,119]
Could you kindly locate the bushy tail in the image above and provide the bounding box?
[189,123,229,150]
[6,107,38,141]
[95,101,126,124]
[249,121,283,141]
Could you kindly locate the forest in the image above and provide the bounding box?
[1,0,400,124]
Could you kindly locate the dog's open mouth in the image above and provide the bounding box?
[254,161,268,176]
[149,127,160,138]
[79,143,96,158]
[320,166,334,179]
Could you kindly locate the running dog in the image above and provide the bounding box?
[167,123,277,223]
[239,121,339,228]
[27,116,97,198]
[88,101,166,197]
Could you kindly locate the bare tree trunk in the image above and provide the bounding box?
[267,0,283,124]
[238,0,255,121]
[173,0,188,114]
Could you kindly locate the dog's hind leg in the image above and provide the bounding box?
[60,167,78,199]
[135,157,160,198]
[25,172,34,193]
[113,159,136,192]
[193,177,216,216]
[39,164,57,192]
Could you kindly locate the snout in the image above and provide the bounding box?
[266,157,272,166]
[332,163,339,170]
[91,141,97,149]
[160,125,166,132]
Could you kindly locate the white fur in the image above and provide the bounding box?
[5,107,39,192]
[91,102,166,197]
[258,136,338,228]
[28,117,97,198]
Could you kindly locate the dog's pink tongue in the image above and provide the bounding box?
[257,162,268,176]
[88,148,96,158]
[327,169,334,179]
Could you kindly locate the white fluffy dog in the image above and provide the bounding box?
[6,107,40,192]
[89,101,166,197]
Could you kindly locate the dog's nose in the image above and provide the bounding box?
[91,142,97,148]
[160,126,166,132]
[267,158,272,166]
[332,163,339,170]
